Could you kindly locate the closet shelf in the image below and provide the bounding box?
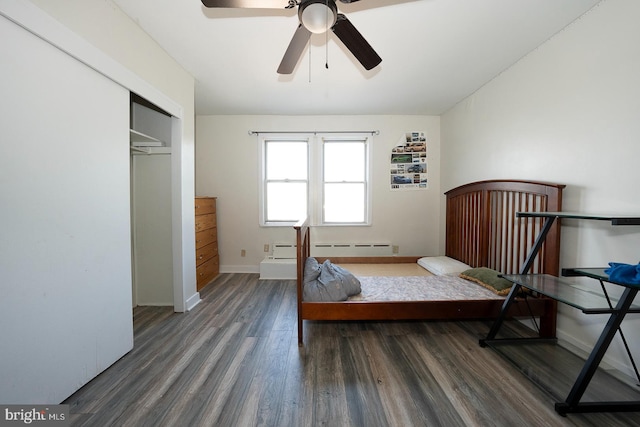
[130,146,171,155]
[130,129,163,147]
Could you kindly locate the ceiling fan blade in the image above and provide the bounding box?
[331,13,381,71]
[201,0,293,9]
[277,24,312,74]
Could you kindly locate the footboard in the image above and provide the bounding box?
[294,218,310,345]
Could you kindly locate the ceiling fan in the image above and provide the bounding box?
[201,0,382,74]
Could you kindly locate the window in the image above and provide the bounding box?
[260,133,371,226]
[323,138,367,223]
[263,138,309,224]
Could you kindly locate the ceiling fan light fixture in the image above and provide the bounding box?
[299,0,337,34]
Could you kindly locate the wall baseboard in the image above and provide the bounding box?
[220,265,261,274]
[185,292,201,311]
[556,328,637,385]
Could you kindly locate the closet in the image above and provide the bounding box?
[130,94,174,306]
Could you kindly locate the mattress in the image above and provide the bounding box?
[337,263,433,277]
[348,274,504,302]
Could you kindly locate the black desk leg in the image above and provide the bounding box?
[519,217,556,275]
[556,287,639,415]
[480,284,522,345]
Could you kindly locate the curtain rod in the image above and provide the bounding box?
[248,130,379,135]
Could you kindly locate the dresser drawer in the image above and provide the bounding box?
[196,242,218,267]
[195,213,216,232]
[196,255,219,289]
[195,227,217,249]
[195,197,216,216]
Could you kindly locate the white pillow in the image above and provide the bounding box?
[417,256,472,276]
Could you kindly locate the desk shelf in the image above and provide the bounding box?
[517,211,640,226]
[501,273,640,314]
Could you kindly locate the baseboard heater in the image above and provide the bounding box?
[271,242,393,258]
[259,242,393,280]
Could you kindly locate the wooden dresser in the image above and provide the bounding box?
[195,197,219,290]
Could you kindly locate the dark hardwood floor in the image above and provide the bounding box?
[65,273,640,426]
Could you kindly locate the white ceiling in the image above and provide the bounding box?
[113,0,600,116]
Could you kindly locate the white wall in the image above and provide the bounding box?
[196,115,441,271]
[27,0,199,311]
[441,0,640,379]
[132,153,174,306]
[0,14,132,403]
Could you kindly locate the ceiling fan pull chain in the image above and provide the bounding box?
[325,34,329,69]
[309,39,312,82]
[325,0,329,69]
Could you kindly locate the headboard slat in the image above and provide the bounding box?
[445,180,565,275]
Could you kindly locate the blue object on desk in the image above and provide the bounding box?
[604,262,640,286]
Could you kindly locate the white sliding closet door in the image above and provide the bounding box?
[0,14,133,403]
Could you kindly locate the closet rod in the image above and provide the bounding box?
[248,130,379,136]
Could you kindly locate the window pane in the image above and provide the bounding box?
[266,141,307,180]
[266,182,307,222]
[324,183,365,223]
[324,141,365,182]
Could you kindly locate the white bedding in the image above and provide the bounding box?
[347,274,504,302]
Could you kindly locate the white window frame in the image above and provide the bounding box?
[259,135,310,226]
[318,134,371,226]
[259,133,372,227]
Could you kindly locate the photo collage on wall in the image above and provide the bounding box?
[390,132,427,190]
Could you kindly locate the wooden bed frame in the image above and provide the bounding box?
[294,179,565,345]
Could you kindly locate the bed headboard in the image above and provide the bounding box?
[445,179,565,275]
